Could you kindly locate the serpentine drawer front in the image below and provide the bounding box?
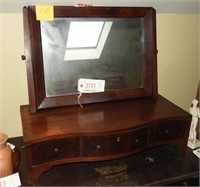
[83,128,148,157]
[32,137,79,165]
[20,96,191,185]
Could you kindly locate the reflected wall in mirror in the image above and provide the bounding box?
[23,6,157,113]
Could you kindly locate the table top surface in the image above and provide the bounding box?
[20,95,190,144]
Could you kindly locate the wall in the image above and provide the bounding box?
[0,13,28,136]
[0,6,199,137]
[199,2,200,97]
[157,14,199,109]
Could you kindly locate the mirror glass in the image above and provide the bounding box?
[40,18,143,97]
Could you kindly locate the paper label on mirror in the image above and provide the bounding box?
[36,5,54,21]
[78,79,105,93]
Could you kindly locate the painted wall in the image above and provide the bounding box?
[157,14,199,109]
[0,11,199,137]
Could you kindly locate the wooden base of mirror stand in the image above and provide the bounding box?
[20,95,191,185]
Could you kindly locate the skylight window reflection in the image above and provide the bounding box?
[66,22,104,48]
[64,21,113,61]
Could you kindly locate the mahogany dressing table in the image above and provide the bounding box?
[21,6,191,185]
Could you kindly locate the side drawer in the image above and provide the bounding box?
[32,137,79,165]
[83,128,148,157]
[149,120,186,143]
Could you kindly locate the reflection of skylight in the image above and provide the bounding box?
[64,21,113,61]
[66,22,104,48]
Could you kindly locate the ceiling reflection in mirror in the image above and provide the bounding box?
[40,18,143,97]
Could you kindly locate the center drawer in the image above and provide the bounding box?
[83,128,148,157]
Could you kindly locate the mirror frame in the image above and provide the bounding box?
[23,6,157,113]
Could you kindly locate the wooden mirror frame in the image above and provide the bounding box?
[23,6,157,113]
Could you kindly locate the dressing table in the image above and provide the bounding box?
[21,6,191,185]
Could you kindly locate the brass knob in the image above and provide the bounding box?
[54,147,59,153]
[117,137,121,142]
[165,130,169,134]
[96,145,101,149]
[135,138,139,143]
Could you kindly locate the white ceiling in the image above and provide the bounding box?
[1,0,199,13]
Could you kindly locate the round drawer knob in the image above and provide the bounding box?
[135,138,139,143]
[96,145,101,149]
[165,130,169,134]
[54,147,59,153]
[117,137,121,142]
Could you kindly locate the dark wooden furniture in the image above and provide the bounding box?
[20,95,191,185]
[23,6,157,113]
[9,137,199,186]
[21,6,192,185]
